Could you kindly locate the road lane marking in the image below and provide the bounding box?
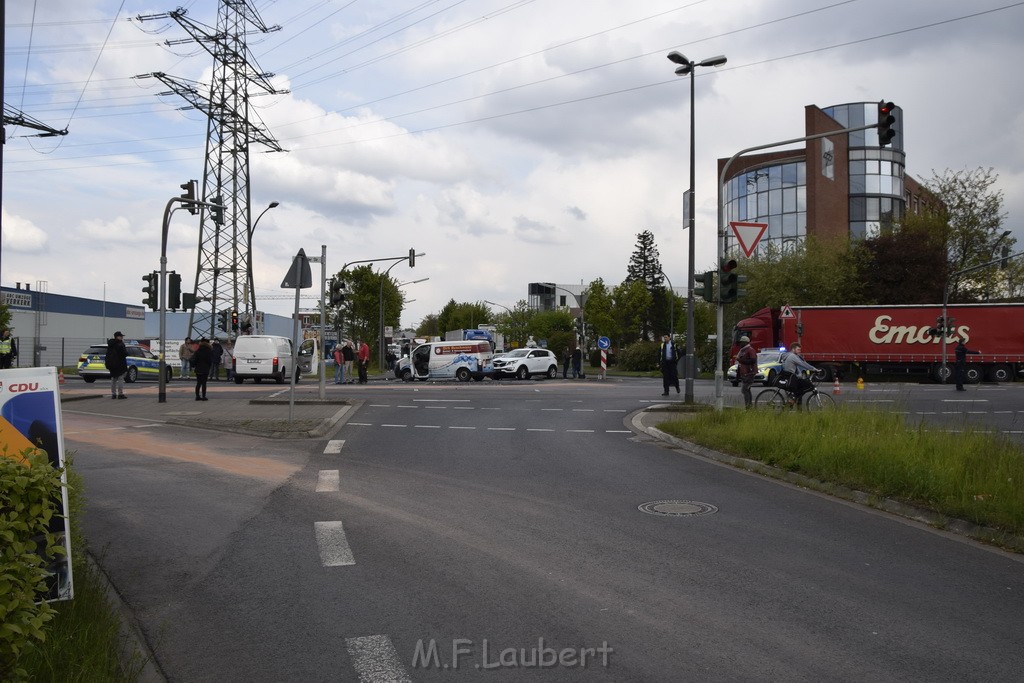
[487,427,515,431]
[448,426,475,430]
[381,424,407,428]
[527,428,554,432]
[414,425,440,429]
[324,439,345,454]
[414,399,469,402]
[316,470,339,492]
[345,635,411,683]
[567,429,595,433]
[314,521,355,566]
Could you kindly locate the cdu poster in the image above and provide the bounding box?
[0,367,73,601]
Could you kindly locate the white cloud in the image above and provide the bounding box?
[3,0,1023,329]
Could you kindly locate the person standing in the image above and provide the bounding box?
[659,333,680,396]
[105,331,129,399]
[342,341,355,384]
[192,338,213,401]
[210,340,223,381]
[562,347,571,379]
[179,338,194,379]
[954,339,981,391]
[333,344,345,384]
[0,328,17,369]
[222,340,235,382]
[357,339,370,384]
[736,335,757,409]
[572,346,583,379]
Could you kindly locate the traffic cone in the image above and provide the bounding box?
[832,377,841,395]
[856,377,865,390]
[58,369,65,385]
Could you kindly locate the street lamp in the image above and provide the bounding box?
[485,300,512,314]
[247,201,280,329]
[667,50,727,404]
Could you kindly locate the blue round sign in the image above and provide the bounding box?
[597,336,611,350]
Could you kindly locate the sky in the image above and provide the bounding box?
[4,0,1023,330]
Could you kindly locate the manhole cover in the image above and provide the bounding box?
[638,500,718,517]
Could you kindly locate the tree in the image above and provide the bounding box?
[582,278,618,345]
[859,211,948,304]
[624,230,665,339]
[493,300,533,348]
[437,300,491,335]
[927,167,1010,302]
[612,279,653,345]
[415,314,439,338]
[331,265,402,354]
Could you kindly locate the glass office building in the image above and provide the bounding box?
[722,102,911,254]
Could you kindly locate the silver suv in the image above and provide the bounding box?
[492,348,559,380]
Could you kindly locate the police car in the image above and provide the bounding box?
[728,347,787,387]
[77,342,172,383]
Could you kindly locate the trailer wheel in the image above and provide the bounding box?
[811,366,832,382]
[965,366,982,384]
[932,364,953,383]
[986,364,1012,383]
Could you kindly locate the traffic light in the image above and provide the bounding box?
[720,258,747,304]
[179,180,198,215]
[142,272,158,310]
[167,271,182,311]
[693,271,716,303]
[329,278,347,305]
[209,195,224,225]
[409,247,416,267]
[231,310,239,331]
[877,100,896,147]
[217,310,229,332]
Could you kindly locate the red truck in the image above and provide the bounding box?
[731,304,1024,384]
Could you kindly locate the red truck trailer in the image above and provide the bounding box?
[731,304,1024,383]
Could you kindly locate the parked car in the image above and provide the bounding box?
[77,343,172,383]
[727,347,787,387]
[492,347,559,380]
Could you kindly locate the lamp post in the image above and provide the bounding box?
[667,51,726,404]
[378,255,424,371]
[247,201,280,329]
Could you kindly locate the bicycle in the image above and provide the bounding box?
[754,376,836,412]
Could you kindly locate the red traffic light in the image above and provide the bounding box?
[721,258,738,273]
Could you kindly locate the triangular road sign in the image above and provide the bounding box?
[729,221,769,258]
[281,248,313,289]
[780,305,795,319]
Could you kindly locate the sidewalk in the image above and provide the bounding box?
[59,380,354,439]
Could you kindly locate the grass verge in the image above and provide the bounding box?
[19,458,146,682]
[657,407,1024,538]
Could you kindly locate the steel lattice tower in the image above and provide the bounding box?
[138,1,285,339]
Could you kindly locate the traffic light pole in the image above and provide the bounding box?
[714,122,879,409]
[158,192,225,403]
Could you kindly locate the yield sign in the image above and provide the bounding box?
[729,221,768,257]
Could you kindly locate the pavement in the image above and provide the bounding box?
[58,376,358,439]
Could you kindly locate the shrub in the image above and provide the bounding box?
[1,449,67,681]
[618,340,660,371]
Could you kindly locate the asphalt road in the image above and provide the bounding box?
[66,377,1024,681]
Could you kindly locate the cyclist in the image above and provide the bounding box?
[779,343,820,405]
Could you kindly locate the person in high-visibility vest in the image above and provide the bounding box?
[0,328,17,369]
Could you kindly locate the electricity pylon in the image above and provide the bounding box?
[137,2,287,339]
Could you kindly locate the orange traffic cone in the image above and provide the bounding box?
[832,377,841,395]
[58,369,65,385]
[857,377,865,390]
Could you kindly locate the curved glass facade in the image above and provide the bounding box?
[723,161,807,252]
[823,102,906,240]
[723,102,906,252]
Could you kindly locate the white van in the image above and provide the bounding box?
[232,335,318,384]
[396,341,493,382]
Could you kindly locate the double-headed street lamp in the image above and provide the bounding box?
[667,50,727,404]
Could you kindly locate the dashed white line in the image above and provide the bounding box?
[453,406,474,410]
[345,635,411,683]
[316,470,340,492]
[566,429,595,433]
[381,424,407,428]
[527,428,554,432]
[414,425,440,429]
[541,408,564,411]
[314,521,355,567]
[487,427,515,431]
[324,439,345,454]
[572,409,595,412]
[448,426,475,430]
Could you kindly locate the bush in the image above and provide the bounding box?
[1,449,67,681]
[618,341,660,372]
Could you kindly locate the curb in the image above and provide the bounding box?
[631,409,1024,555]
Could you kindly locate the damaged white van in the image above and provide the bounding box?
[396,340,493,382]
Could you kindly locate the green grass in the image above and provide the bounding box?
[658,407,1024,537]
[17,459,147,682]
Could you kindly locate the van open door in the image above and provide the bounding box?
[298,338,319,375]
